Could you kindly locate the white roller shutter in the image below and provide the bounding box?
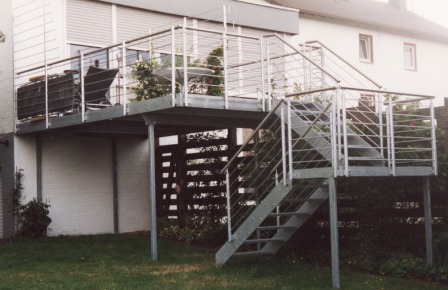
[66,0,113,46]
[116,6,182,42]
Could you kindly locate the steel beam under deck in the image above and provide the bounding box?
[15,95,265,136]
[294,166,435,179]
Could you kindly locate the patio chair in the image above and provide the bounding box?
[80,66,119,110]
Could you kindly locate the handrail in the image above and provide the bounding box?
[17,27,176,75]
[220,99,284,174]
[270,34,341,84]
[306,40,383,89]
[285,86,338,98]
[339,86,434,100]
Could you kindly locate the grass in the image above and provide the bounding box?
[0,233,445,289]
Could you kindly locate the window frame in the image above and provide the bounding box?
[404,43,417,71]
[359,34,373,63]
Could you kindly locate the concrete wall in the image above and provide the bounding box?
[295,16,448,106]
[117,138,150,233]
[14,135,151,236]
[0,134,15,238]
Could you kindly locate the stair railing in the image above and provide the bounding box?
[304,40,382,89]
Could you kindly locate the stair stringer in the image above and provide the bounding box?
[215,182,293,265]
[261,179,330,254]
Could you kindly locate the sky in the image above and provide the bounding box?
[374,0,448,28]
[407,0,448,28]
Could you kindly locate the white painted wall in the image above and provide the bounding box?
[295,17,448,106]
[15,135,38,203]
[14,135,152,236]
[41,136,114,236]
[117,138,150,233]
[0,0,15,134]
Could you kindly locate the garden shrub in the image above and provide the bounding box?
[434,231,448,267]
[18,198,52,238]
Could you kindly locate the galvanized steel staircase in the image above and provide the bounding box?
[216,36,436,266]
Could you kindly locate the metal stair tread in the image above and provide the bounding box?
[347,156,385,160]
[282,198,327,203]
[233,251,273,257]
[269,212,310,217]
[257,225,299,231]
[243,238,285,245]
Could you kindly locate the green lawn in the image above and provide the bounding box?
[0,234,444,289]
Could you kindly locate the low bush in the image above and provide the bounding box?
[18,198,52,238]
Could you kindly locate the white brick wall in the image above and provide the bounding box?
[15,135,152,236]
[40,136,113,236]
[117,138,150,233]
[15,135,38,203]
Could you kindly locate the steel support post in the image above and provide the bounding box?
[329,177,340,289]
[36,135,43,201]
[112,138,119,234]
[423,176,433,265]
[225,169,232,241]
[148,122,157,262]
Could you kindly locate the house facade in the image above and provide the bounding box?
[270,0,448,106]
[0,0,299,238]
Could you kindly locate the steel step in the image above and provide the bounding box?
[243,238,285,245]
[269,212,310,217]
[282,198,327,204]
[233,251,273,257]
[347,156,385,161]
[257,225,299,231]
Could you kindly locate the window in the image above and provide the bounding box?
[404,43,417,70]
[70,44,109,70]
[359,34,373,63]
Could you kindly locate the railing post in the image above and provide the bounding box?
[223,31,229,109]
[44,63,49,129]
[182,19,188,106]
[266,39,272,111]
[341,89,349,176]
[43,0,49,129]
[121,40,127,115]
[430,99,438,175]
[336,88,342,165]
[388,95,396,176]
[281,104,287,185]
[378,93,384,158]
[331,90,338,177]
[80,53,85,123]
[287,98,293,181]
[225,169,233,242]
[260,36,266,112]
[171,26,176,107]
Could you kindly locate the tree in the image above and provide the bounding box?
[0,31,5,43]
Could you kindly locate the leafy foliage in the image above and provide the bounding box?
[12,169,24,232]
[0,31,5,43]
[131,56,172,101]
[18,198,52,238]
